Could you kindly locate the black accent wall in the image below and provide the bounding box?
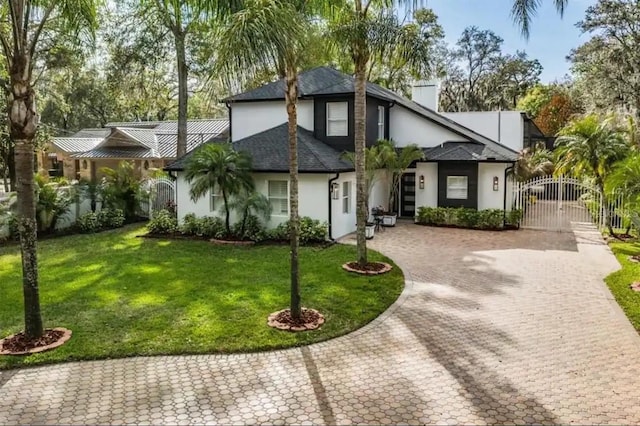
[313,95,354,153]
[313,95,391,153]
[437,162,478,209]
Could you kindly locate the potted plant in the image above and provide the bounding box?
[365,221,375,239]
[378,140,424,227]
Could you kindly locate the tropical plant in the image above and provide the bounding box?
[35,179,74,233]
[511,0,568,38]
[147,209,178,234]
[341,143,386,215]
[606,152,640,233]
[513,147,555,182]
[100,162,145,220]
[185,143,254,235]
[376,140,424,213]
[555,114,629,235]
[228,189,272,237]
[0,0,99,339]
[216,0,315,320]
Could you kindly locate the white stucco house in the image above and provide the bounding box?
[166,67,537,239]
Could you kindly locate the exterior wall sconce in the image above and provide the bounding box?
[493,176,499,191]
[331,182,340,199]
[419,175,425,189]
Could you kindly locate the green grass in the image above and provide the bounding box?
[606,240,640,331]
[0,225,403,370]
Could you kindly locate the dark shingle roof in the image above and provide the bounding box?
[424,142,514,162]
[165,124,354,173]
[225,67,517,162]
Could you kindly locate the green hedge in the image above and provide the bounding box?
[416,207,521,230]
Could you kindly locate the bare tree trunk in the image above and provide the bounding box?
[222,189,230,235]
[174,31,188,158]
[285,67,301,321]
[354,52,368,267]
[8,144,16,191]
[9,52,43,337]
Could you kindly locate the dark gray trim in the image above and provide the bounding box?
[437,162,478,209]
[314,96,354,152]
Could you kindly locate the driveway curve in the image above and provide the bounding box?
[2,223,640,425]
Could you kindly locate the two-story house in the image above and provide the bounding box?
[166,67,519,239]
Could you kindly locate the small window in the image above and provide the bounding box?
[268,180,289,216]
[326,102,348,137]
[210,188,223,212]
[446,176,468,200]
[377,106,385,140]
[342,181,351,214]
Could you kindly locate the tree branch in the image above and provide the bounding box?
[29,4,55,61]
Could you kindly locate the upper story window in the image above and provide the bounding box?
[377,106,385,140]
[326,102,348,137]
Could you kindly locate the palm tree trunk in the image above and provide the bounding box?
[285,67,301,321]
[596,176,615,237]
[8,144,16,191]
[9,56,44,338]
[354,49,368,267]
[174,30,188,158]
[222,189,231,235]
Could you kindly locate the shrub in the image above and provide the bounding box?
[478,209,504,229]
[97,208,125,229]
[180,213,200,236]
[268,216,328,244]
[77,212,101,233]
[416,206,508,230]
[198,216,225,238]
[147,209,178,234]
[506,209,523,227]
[232,214,266,242]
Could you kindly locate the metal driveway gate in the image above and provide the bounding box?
[512,175,607,232]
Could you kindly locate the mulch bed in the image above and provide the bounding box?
[342,261,393,275]
[0,328,72,356]
[628,255,640,263]
[631,282,640,292]
[267,308,325,332]
[210,238,255,246]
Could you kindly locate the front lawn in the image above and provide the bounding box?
[0,225,403,370]
[606,240,640,331]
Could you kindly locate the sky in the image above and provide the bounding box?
[422,0,597,82]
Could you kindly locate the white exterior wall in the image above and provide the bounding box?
[330,172,357,239]
[390,106,466,147]
[477,163,510,210]
[440,111,524,152]
[231,100,314,141]
[176,171,333,232]
[369,170,389,212]
[414,163,438,210]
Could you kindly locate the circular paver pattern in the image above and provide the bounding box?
[1,222,640,425]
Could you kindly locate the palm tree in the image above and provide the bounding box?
[0,0,98,339]
[341,143,385,215]
[185,144,254,235]
[513,147,555,182]
[228,189,272,236]
[216,0,320,321]
[555,115,629,235]
[511,0,568,38]
[376,140,424,213]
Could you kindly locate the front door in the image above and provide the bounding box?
[400,173,416,218]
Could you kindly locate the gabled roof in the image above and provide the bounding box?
[225,66,517,161]
[51,138,103,154]
[424,142,514,162]
[165,123,354,173]
[53,119,229,160]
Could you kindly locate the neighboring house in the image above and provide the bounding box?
[166,66,519,239]
[48,119,229,181]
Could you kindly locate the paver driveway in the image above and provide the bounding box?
[2,223,640,425]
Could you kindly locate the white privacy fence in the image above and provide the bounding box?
[511,175,630,232]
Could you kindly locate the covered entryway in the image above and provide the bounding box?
[512,175,606,232]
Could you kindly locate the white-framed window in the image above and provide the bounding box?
[210,188,222,212]
[268,180,289,216]
[377,105,385,140]
[446,176,468,200]
[342,181,351,214]
[326,102,348,137]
